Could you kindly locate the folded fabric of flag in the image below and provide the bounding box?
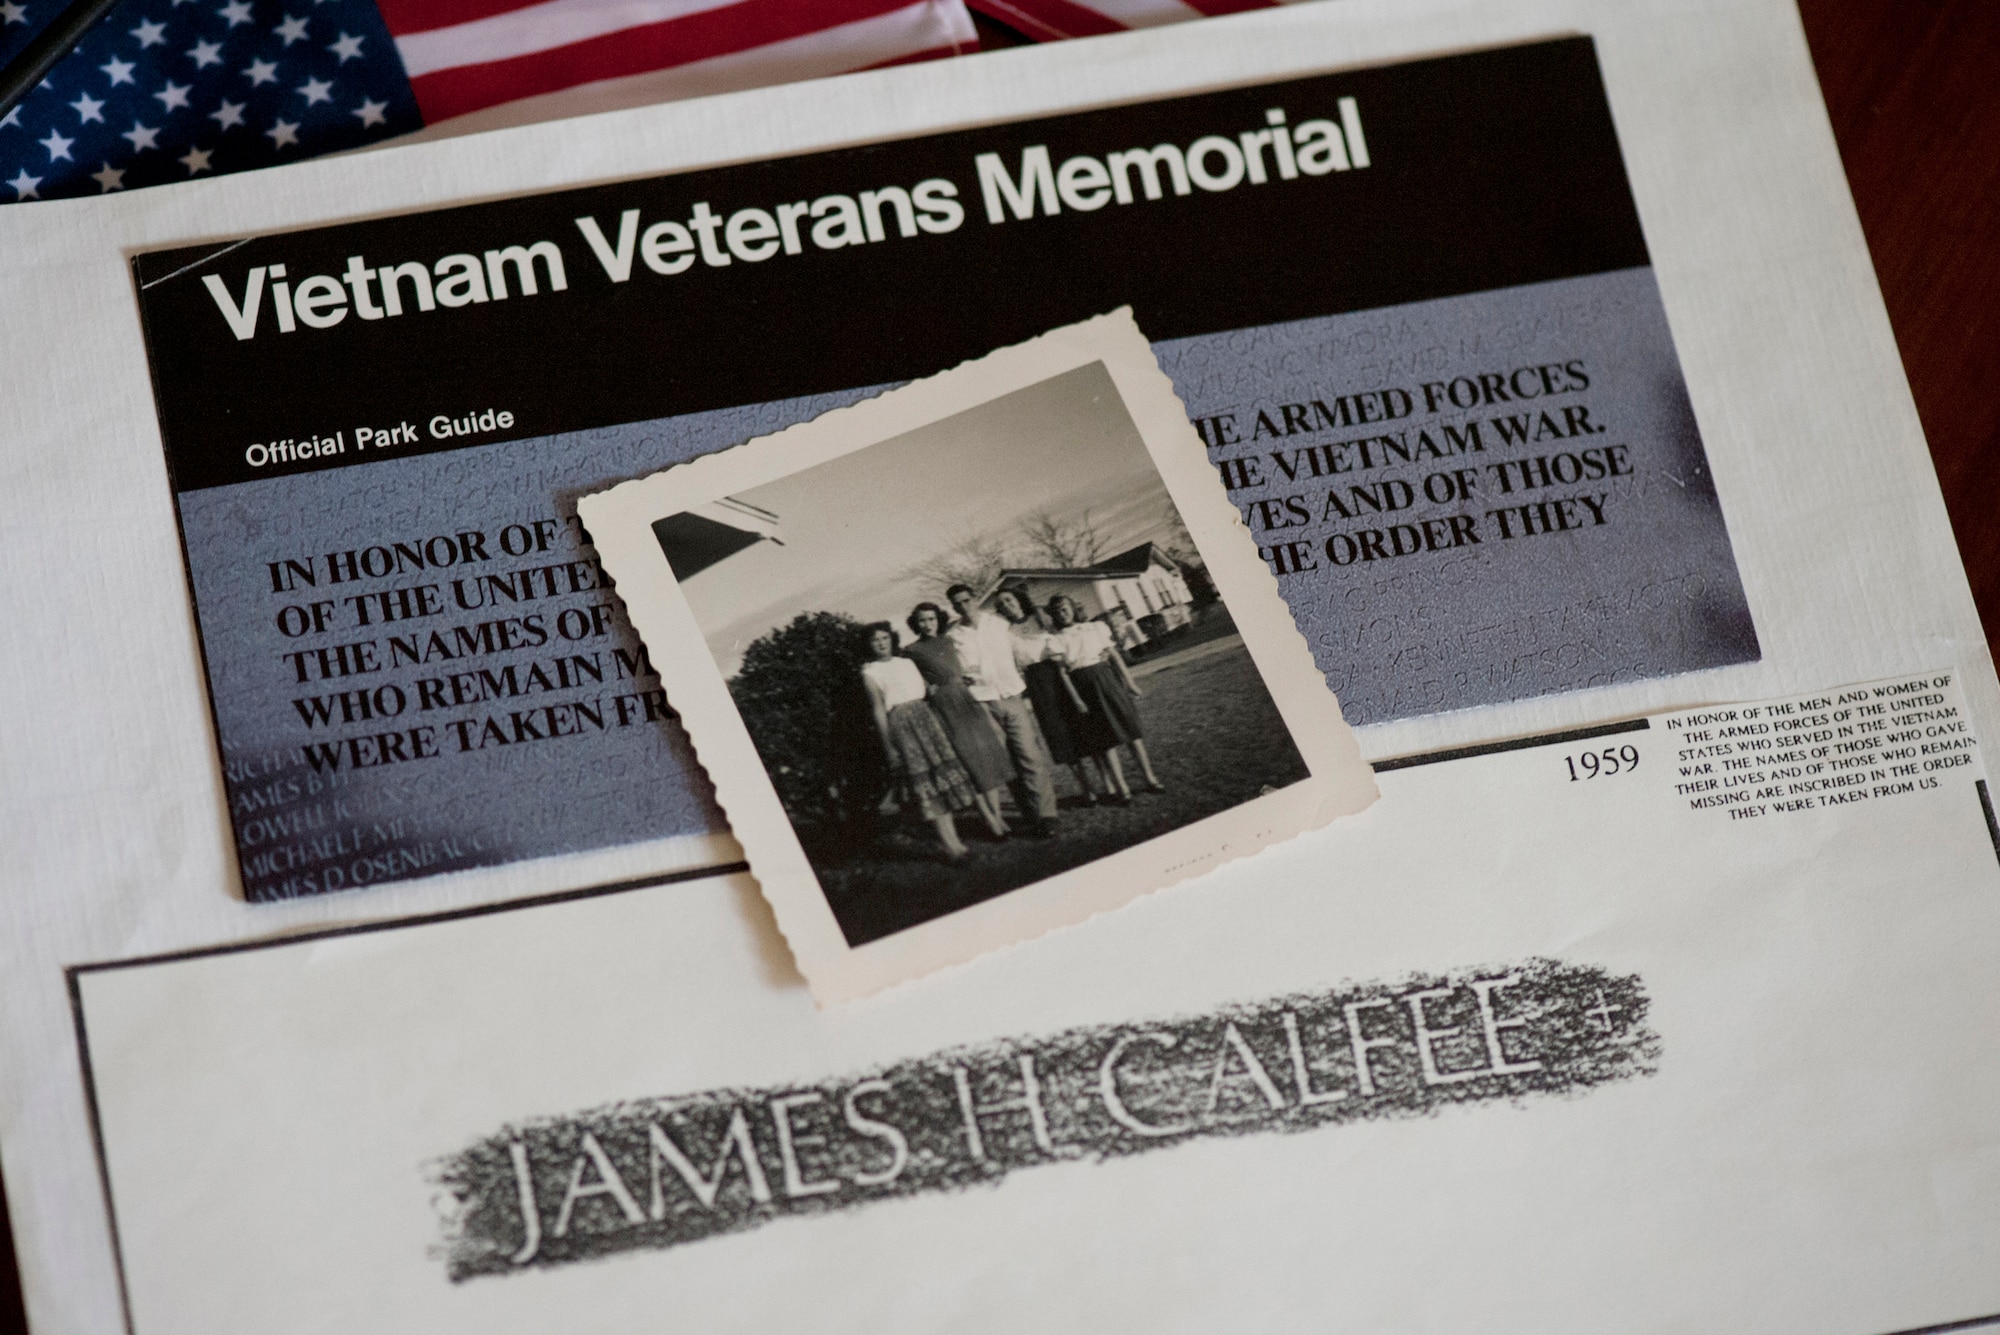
[0,0,977,202]
[964,0,1286,42]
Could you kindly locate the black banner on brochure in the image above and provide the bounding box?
[133,38,1646,493]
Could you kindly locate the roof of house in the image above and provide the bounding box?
[981,543,1183,596]
[986,566,1099,582]
[979,543,1187,604]
[653,497,784,580]
[1090,542,1178,576]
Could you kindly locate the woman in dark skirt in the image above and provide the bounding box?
[1047,595,1165,798]
[994,586,1103,805]
[904,602,1014,838]
[858,623,985,862]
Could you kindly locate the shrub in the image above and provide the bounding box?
[728,611,885,825]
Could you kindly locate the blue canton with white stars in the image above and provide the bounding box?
[0,0,420,202]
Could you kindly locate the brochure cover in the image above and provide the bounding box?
[130,37,1755,900]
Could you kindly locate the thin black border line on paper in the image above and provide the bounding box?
[1882,1315,2000,1335]
[63,969,135,1335]
[65,861,746,980]
[1977,778,2000,867]
[1372,717,1651,772]
[63,860,745,1335]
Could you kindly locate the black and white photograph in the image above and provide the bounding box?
[582,313,1373,1000]
[663,359,1305,945]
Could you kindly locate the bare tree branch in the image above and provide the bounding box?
[899,532,1014,600]
[1019,508,1103,568]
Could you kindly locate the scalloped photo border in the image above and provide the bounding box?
[578,310,1377,1003]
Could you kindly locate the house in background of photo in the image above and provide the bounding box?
[653,498,784,581]
[984,542,1199,649]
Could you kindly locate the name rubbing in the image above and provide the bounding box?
[432,958,1658,1279]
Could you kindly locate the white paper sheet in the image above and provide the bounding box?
[3,0,1997,1331]
[68,672,2000,1335]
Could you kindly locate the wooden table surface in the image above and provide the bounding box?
[1799,0,2000,645]
[0,3,1992,1330]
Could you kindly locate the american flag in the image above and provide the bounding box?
[966,0,1283,42]
[0,0,977,202]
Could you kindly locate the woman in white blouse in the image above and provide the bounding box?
[1047,595,1166,799]
[859,622,981,862]
[993,585,1101,805]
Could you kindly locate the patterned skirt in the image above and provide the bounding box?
[885,700,979,818]
[1071,661,1143,753]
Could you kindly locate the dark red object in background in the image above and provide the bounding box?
[0,6,1992,1332]
[1797,1,2000,647]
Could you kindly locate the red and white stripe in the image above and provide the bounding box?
[379,0,979,132]
[967,0,1280,42]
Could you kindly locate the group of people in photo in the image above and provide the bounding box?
[858,581,1166,862]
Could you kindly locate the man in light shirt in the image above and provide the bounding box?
[947,583,1060,838]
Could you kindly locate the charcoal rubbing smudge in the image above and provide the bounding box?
[431,957,1657,1279]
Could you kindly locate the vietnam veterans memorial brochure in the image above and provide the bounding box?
[130,38,1756,901]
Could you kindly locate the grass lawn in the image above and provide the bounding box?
[1129,600,1238,663]
[807,641,1310,946]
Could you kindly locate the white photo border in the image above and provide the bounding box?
[580,310,1377,1002]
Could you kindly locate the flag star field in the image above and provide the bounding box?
[1,0,419,201]
[1,0,987,203]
